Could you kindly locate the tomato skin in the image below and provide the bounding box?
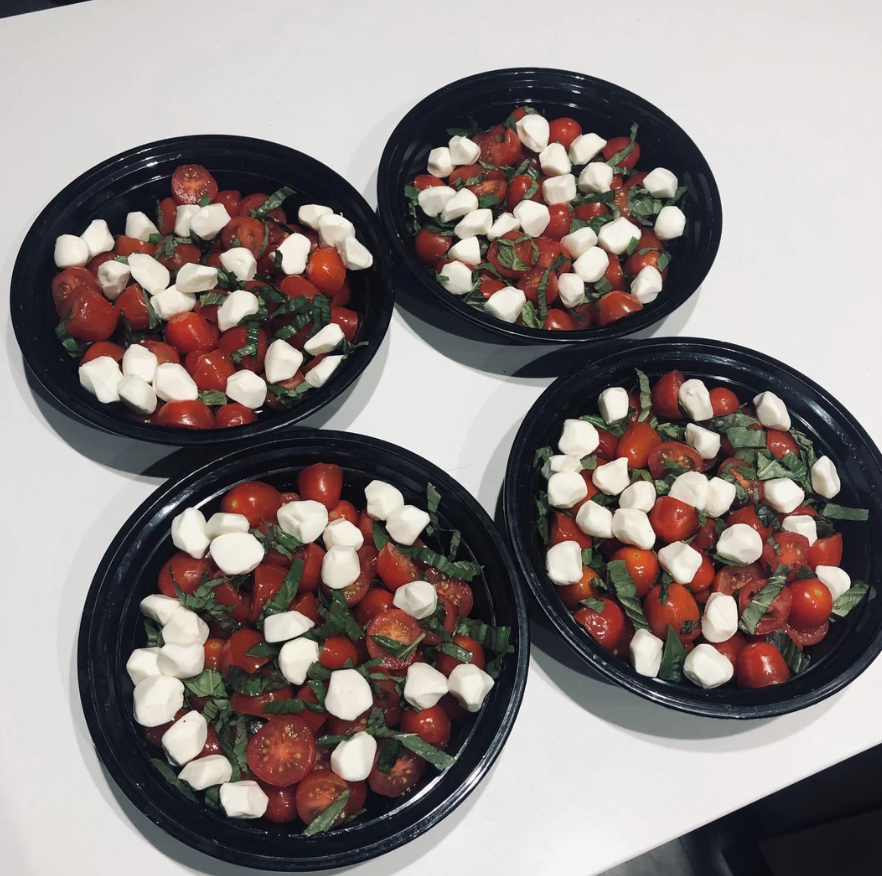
[644,583,701,643]
[787,579,833,631]
[259,782,298,823]
[505,174,542,211]
[414,228,451,265]
[157,243,201,271]
[574,202,610,221]
[738,580,792,635]
[115,236,156,257]
[221,630,270,678]
[713,563,763,596]
[113,283,152,331]
[297,463,343,510]
[648,441,703,479]
[737,642,791,688]
[331,307,359,341]
[231,686,295,717]
[294,543,325,593]
[543,309,576,330]
[486,230,535,279]
[319,635,359,670]
[548,117,582,150]
[602,136,641,169]
[544,204,572,241]
[766,431,800,460]
[221,216,266,257]
[651,371,685,419]
[52,266,101,314]
[649,496,699,543]
[709,632,747,668]
[246,716,315,787]
[691,516,720,552]
[158,552,212,598]
[550,512,592,550]
[434,635,485,676]
[517,267,559,306]
[140,339,179,365]
[726,505,772,542]
[250,563,288,622]
[296,771,351,825]
[807,533,843,570]
[154,400,214,430]
[708,387,740,416]
[401,705,451,748]
[217,325,268,372]
[165,312,219,356]
[432,577,474,617]
[611,548,659,598]
[376,543,418,591]
[203,638,224,671]
[294,685,328,735]
[354,587,394,627]
[473,124,521,166]
[171,164,218,205]
[761,532,809,581]
[597,291,642,326]
[184,349,235,392]
[365,609,422,671]
[63,286,118,342]
[617,422,662,469]
[420,596,457,646]
[557,566,599,610]
[214,403,258,428]
[688,553,716,593]
[368,750,426,798]
[307,247,347,295]
[786,621,829,647]
[213,189,241,217]
[573,598,626,650]
[220,480,282,527]
[413,174,445,190]
[81,341,125,364]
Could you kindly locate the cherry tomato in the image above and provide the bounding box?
[154,400,214,429]
[293,592,321,625]
[738,580,793,634]
[258,782,298,823]
[505,174,542,212]
[574,597,626,650]
[171,164,218,205]
[517,268,559,306]
[707,387,739,416]
[787,578,833,631]
[246,716,315,787]
[473,124,521,166]
[401,704,451,748]
[319,635,359,669]
[81,341,125,364]
[184,349,235,392]
[231,686,295,718]
[717,458,762,506]
[221,217,266,257]
[221,630,270,678]
[220,480,282,527]
[544,204,572,241]
[294,543,325,592]
[807,533,843,570]
[486,230,535,280]
[354,587,394,627]
[709,632,747,667]
[644,583,701,643]
[413,174,445,191]
[414,228,452,265]
[365,609,422,671]
[214,403,258,428]
[557,566,600,610]
[651,370,684,419]
[294,685,328,735]
[543,310,575,330]
[550,512,592,550]
[689,554,716,593]
[736,641,791,688]
[597,291,642,326]
[248,563,287,622]
[420,596,458,646]
[574,202,610,222]
[217,325,268,372]
[726,505,772,542]
[52,267,100,314]
[296,770,364,824]
[649,496,699,543]
[548,117,582,150]
[432,577,474,617]
[611,547,659,597]
[203,638,224,672]
[766,431,799,460]
[712,562,763,596]
[601,136,641,169]
[648,441,702,479]
[115,236,156,257]
[153,197,177,234]
[297,463,343,509]
[62,286,117,342]
[331,307,359,341]
[140,339,180,365]
[157,552,212,598]
[786,621,829,647]
[434,635,485,677]
[761,532,809,580]
[368,750,426,798]
[157,242,201,271]
[376,543,418,591]
[307,247,346,296]
[165,312,218,356]
[616,422,662,469]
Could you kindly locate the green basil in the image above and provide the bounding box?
[580,597,606,613]
[765,629,809,675]
[250,186,295,220]
[605,560,649,630]
[727,426,766,449]
[369,633,425,661]
[229,321,260,364]
[520,300,541,328]
[144,620,163,648]
[831,582,869,619]
[395,545,483,582]
[245,641,279,658]
[302,789,350,836]
[197,390,227,406]
[658,624,688,682]
[666,186,688,206]
[150,759,197,802]
[373,521,390,550]
[605,122,638,169]
[183,669,227,698]
[636,369,652,422]
[226,665,289,696]
[738,570,788,634]
[534,446,553,469]
[820,504,869,522]
[259,558,304,622]
[434,641,473,663]
[377,737,402,774]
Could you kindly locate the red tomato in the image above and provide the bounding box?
[611,548,659,598]
[259,782,298,823]
[766,431,799,460]
[246,716,315,787]
[433,577,474,617]
[738,580,792,634]
[62,286,117,342]
[718,458,762,506]
[81,341,125,364]
[184,349,235,392]
[221,217,266,257]
[543,309,575,330]
[217,325,268,372]
[414,228,452,265]
[649,496,699,543]
[712,562,763,596]
[212,189,241,216]
[597,291,642,326]
[557,566,601,611]
[708,387,740,416]
[787,578,833,631]
[401,704,451,748]
[648,441,702,479]
[617,422,662,469]
[354,587,394,627]
[807,533,843,569]
[603,254,627,291]
[220,480,282,527]
[486,230,535,280]
[602,136,641,169]
[156,243,201,271]
[517,268,559,307]
[651,370,685,419]
[140,339,179,365]
[368,750,426,798]
[413,174,445,190]
[113,283,151,331]
[420,596,457,646]
[115,236,156,257]
[505,174,542,212]
[376,543,419,591]
[534,238,568,271]
[736,642,791,688]
[297,463,343,509]
[574,202,610,221]
[548,117,582,150]
[319,635,359,669]
[294,543,325,593]
[473,124,521,166]
[573,598,626,650]
[365,609,422,671]
[434,635,485,677]
[154,400,214,429]
[165,312,218,355]
[786,621,829,647]
[249,563,287,622]
[155,197,177,234]
[221,630,270,678]
[307,247,346,295]
[331,307,359,341]
[644,583,701,643]
[544,204,572,241]
[171,164,218,205]
[709,632,747,668]
[203,638,224,672]
[231,686,295,718]
[726,505,772,542]
[214,403,258,428]
[293,685,328,735]
[761,532,809,580]
[52,266,100,314]
[550,512,592,550]
[691,516,720,551]
[296,770,363,824]
[689,554,716,593]
[157,552,212,598]
[293,592,321,625]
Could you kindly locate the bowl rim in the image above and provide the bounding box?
[376,66,723,346]
[77,430,530,869]
[11,133,395,446]
[503,336,882,718]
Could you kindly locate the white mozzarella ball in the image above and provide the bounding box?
[438,260,474,295]
[577,162,614,193]
[447,663,494,712]
[558,418,600,457]
[513,200,551,237]
[404,662,449,710]
[440,188,478,223]
[386,505,431,546]
[545,540,583,586]
[611,508,656,550]
[685,423,721,460]
[782,514,817,546]
[716,523,763,564]
[140,594,181,626]
[448,135,481,166]
[220,781,268,819]
[811,456,841,498]
[516,113,550,152]
[427,146,454,178]
[278,499,329,544]
[539,142,572,176]
[631,266,663,304]
[126,647,162,685]
[619,480,657,513]
[561,226,598,258]
[454,208,493,240]
[79,356,123,404]
[487,211,520,240]
[572,246,609,283]
[542,174,577,205]
[225,370,267,410]
[321,545,361,589]
[216,289,258,331]
[629,628,664,678]
[679,378,713,421]
[365,480,405,521]
[54,234,90,268]
[219,247,257,282]
[669,471,710,512]
[157,642,205,679]
[763,478,806,514]
[393,580,438,620]
[133,674,185,727]
[557,273,586,308]
[152,286,197,320]
[598,217,642,255]
[263,610,315,643]
[325,669,373,720]
[323,518,364,550]
[701,593,739,643]
[122,343,158,382]
[162,607,209,646]
[484,286,526,324]
[683,643,734,689]
[297,204,332,230]
[154,362,198,402]
[179,755,232,790]
[96,260,130,300]
[305,357,343,392]
[174,204,200,237]
[264,339,303,384]
[657,541,703,584]
[338,236,373,271]
[568,133,607,165]
[331,732,377,782]
[547,470,589,508]
[125,211,160,242]
[654,205,686,241]
[592,458,631,495]
[418,185,457,218]
[189,204,231,240]
[448,236,481,266]
[753,391,791,431]
[541,454,583,480]
[278,637,320,685]
[81,219,115,258]
[304,323,345,356]
[599,387,630,425]
[210,532,264,575]
[276,233,311,275]
[705,477,737,518]
[642,168,678,199]
[171,507,209,559]
[576,501,614,539]
[815,565,850,602]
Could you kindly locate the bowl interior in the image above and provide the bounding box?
[504,338,882,717]
[78,433,528,870]
[12,135,393,445]
[377,67,722,344]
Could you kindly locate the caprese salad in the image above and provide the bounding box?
[52,165,372,430]
[405,108,686,330]
[534,370,869,689]
[128,464,511,829]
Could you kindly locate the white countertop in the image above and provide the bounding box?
[2,1,880,873]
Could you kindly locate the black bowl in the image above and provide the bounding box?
[503,337,882,718]
[377,68,722,346]
[78,432,529,870]
[11,135,394,446]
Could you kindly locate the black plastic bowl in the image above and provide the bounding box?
[11,135,394,445]
[78,432,529,870]
[504,338,882,718]
[377,68,722,346]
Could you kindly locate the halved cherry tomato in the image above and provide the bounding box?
[543,310,575,330]
[712,562,764,596]
[651,370,685,419]
[184,349,235,392]
[158,551,212,598]
[294,543,325,592]
[709,632,747,668]
[574,597,625,650]
[113,283,151,331]
[518,268,559,306]
[171,164,218,205]
[766,431,799,459]
[473,124,521,166]
[709,387,740,416]
[250,563,287,622]
[434,635,485,676]
[505,174,542,212]
[649,496,699,543]
[368,750,425,798]
[414,228,452,265]
[738,580,792,634]
[214,190,241,216]
[550,511,592,550]
[420,596,457,646]
[648,441,702,479]
[115,236,156,257]
[717,458,762,506]
[154,400,214,429]
[413,174,445,191]
[52,267,100,314]
[354,587,394,627]
[331,307,359,341]
[220,480,282,527]
[294,685,328,735]
[259,782,298,823]
[688,553,715,593]
[376,543,418,591]
[544,203,572,241]
[761,532,809,580]
[140,339,180,365]
[597,291,642,325]
[737,642,791,688]
[786,621,829,647]
[231,686,294,718]
[787,578,833,631]
[81,341,125,364]
[214,403,258,428]
[203,638,224,672]
[62,287,118,342]
[221,216,266,257]
[319,635,359,669]
[617,422,662,469]
[807,533,843,569]
[432,577,474,617]
[726,505,772,541]
[691,516,720,552]
[246,716,315,787]
[221,630,270,678]
[365,609,422,671]
[217,325,268,372]
[601,136,641,169]
[156,197,177,234]
[297,463,343,509]
[157,243,201,271]
[296,770,364,823]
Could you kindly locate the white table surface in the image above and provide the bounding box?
[2,1,880,873]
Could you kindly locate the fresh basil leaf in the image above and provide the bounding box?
[709,412,759,432]
[183,669,227,698]
[199,291,228,307]
[197,194,211,207]
[573,189,617,206]
[592,276,613,297]
[605,560,649,630]
[150,759,197,802]
[727,426,766,449]
[536,266,552,321]
[302,789,350,836]
[373,521,391,551]
[245,641,279,658]
[656,251,671,272]
[605,122,638,169]
[635,369,652,422]
[627,189,664,222]
[581,549,594,567]
[226,665,289,696]
[658,624,688,682]
[377,737,402,773]
[259,558,304,622]
[738,572,787,634]
[249,186,294,219]
[307,661,333,682]
[820,504,869,522]
[144,620,163,648]
[262,698,316,715]
[831,582,870,619]
[229,321,260,365]
[369,633,425,661]
[580,597,606,612]
[534,445,553,469]
[765,629,809,675]
[395,545,483,582]
[392,732,456,769]
[666,186,688,206]
[203,785,220,808]
[434,641,473,663]
[317,590,363,642]
[656,422,684,441]
[520,300,541,328]
[198,389,227,406]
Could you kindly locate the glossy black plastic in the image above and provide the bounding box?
[377,68,722,346]
[504,338,882,718]
[12,136,394,445]
[78,433,529,869]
